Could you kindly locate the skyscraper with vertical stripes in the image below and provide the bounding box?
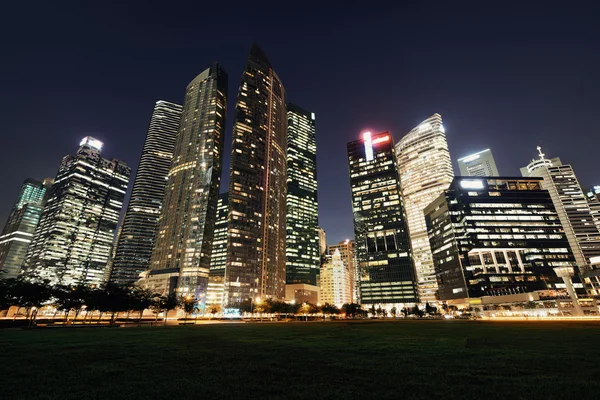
[149,64,228,299]
[225,44,287,305]
[109,100,182,286]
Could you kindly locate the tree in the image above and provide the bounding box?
[207,304,221,319]
[390,307,397,318]
[411,304,423,317]
[376,306,383,318]
[157,293,180,325]
[369,305,376,317]
[182,296,196,321]
[401,307,408,318]
[97,284,130,324]
[128,287,157,325]
[52,285,89,322]
[321,303,340,315]
[9,278,53,325]
[341,303,363,318]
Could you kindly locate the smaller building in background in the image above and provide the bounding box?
[320,249,352,307]
[457,149,499,177]
[328,240,357,302]
[207,192,229,305]
[0,178,52,279]
[285,283,319,305]
[317,227,327,256]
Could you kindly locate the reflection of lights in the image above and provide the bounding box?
[372,136,390,145]
[460,179,484,190]
[255,297,261,304]
[363,132,373,161]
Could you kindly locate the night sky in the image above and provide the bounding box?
[2,1,599,244]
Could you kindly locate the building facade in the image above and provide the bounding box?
[425,177,582,303]
[286,103,320,286]
[320,249,352,306]
[521,148,600,268]
[0,179,51,279]
[347,131,418,305]
[225,44,287,305]
[317,227,327,256]
[328,240,357,302]
[110,100,182,286]
[149,64,228,299]
[395,113,454,302]
[207,192,229,305]
[457,149,499,177]
[21,137,131,287]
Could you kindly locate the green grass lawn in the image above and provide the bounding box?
[2,320,599,399]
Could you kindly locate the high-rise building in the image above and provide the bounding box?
[328,239,357,302]
[21,137,131,286]
[225,44,287,305]
[286,103,319,286]
[320,249,352,306]
[109,100,182,286]
[149,64,228,299]
[317,227,327,256]
[521,147,600,268]
[207,192,229,305]
[396,114,454,302]
[0,179,51,279]
[457,149,499,177]
[425,177,583,302]
[347,131,418,305]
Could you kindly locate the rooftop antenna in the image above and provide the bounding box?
[536,146,545,160]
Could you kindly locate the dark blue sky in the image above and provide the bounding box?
[1,1,599,244]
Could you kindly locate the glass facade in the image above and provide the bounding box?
[110,100,182,286]
[0,179,50,279]
[21,138,131,287]
[286,103,320,286]
[424,177,581,301]
[150,64,228,299]
[396,114,454,302]
[225,44,287,305]
[347,131,419,305]
[457,149,499,177]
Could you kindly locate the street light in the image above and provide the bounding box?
[251,297,261,319]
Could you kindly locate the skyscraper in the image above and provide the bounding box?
[109,100,182,286]
[328,239,357,302]
[317,227,327,256]
[521,148,600,268]
[457,149,499,177]
[425,176,582,302]
[207,192,229,305]
[286,103,319,286]
[0,179,51,279]
[396,114,454,302]
[21,137,131,287]
[225,44,287,305]
[320,249,352,306]
[347,131,418,305]
[149,64,228,299]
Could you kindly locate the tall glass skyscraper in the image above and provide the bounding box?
[22,137,131,287]
[225,44,287,305]
[347,131,418,305]
[457,149,499,177]
[396,114,454,302]
[207,192,229,305]
[149,64,228,299]
[0,178,51,279]
[286,103,319,286]
[110,100,182,286]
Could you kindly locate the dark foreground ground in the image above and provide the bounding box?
[2,320,599,400]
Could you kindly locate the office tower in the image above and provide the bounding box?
[457,149,499,177]
[425,177,582,302]
[207,192,228,305]
[225,44,287,305]
[396,114,454,302]
[150,64,228,299]
[109,100,182,286]
[521,148,600,268]
[320,249,352,306]
[21,137,131,286]
[286,103,319,285]
[328,239,358,302]
[0,179,51,279]
[347,131,418,305]
[317,227,327,256]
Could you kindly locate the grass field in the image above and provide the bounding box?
[2,320,600,399]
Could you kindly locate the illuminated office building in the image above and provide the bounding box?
[110,100,182,286]
[0,179,51,279]
[320,249,352,306]
[396,113,454,302]
[225,44,287,304]
[521,148,600,268]
[317,227,327,256]
[22,137,131,286]
[286,103,320,286]
[207,192,228,305]
[457,149,499,177]
[347,131,418,305]
[425,177,583,303]
[150,64,228,299]
[328,239,357,302]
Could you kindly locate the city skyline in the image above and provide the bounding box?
[2,3,600,247]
